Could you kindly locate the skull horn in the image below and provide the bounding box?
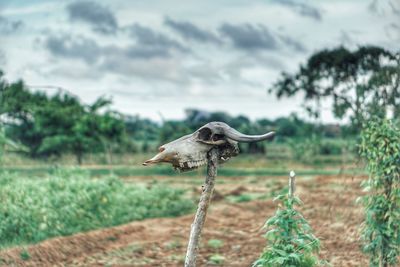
[222,125,275,142]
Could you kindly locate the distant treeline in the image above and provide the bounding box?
[0,70,354,163]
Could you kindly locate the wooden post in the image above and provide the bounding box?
[184,148,219,267]
[289,170,296,197]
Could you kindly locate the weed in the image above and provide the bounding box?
[253,174,326,267]
[169,254,185,263]
[19,249,30,261]
[165,240,182,250]
[208,254,225,265]
[207,239,223,249]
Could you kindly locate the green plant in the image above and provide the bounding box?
[207,239,223,249]
[253,175,325,267]
[0,124,21,163]
[19,249,30,261]
[0,169,194,248]
[208,254,225,265]
[359,119,400,267]
[165,240,182,250]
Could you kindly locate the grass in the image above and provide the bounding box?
[0,169,194,248]
[0,164,365,179]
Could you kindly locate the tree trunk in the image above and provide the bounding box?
[184,148,218,267]
[76,152,83,165]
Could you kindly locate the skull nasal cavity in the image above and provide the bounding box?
[198,127,212,141]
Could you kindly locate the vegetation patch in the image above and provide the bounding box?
[253,175,326,267]
[359,119,400,266]
[0,169,194,248]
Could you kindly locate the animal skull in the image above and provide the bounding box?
[142,121,275,172]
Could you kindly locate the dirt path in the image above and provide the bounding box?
[0,175,368,266]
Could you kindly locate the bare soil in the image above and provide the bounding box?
[0,174,368,267]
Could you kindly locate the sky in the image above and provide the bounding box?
[1,0,399,122]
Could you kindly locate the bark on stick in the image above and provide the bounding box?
[184,148,218,267]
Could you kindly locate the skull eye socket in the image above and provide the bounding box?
[158,146,165,152]
[198,127,212,141]
[212,134,225,141]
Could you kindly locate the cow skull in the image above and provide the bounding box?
[142,121,275,172]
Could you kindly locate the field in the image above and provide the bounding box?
[0,152,369,266]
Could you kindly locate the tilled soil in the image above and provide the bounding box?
[0,174,368,266]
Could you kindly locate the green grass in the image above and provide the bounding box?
[0,165,365,178]
[0,169,194,248]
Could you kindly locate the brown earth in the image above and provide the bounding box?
[0,174,368,267]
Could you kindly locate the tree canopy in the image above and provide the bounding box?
[0,72,128,164]
[269,46,400,130]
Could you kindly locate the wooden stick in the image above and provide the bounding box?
[184,148,218,267]
[289,170,296,198]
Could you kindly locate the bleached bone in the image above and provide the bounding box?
[143,121,275,172]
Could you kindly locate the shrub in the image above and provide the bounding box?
[318,140,342,155]
[253,173,325,267]
[0,169,194,247]
[359,119,400,266]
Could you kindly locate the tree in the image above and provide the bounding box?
[269,46,400,130]
[96,110,127,164]
[359,119,400,267]
[0,124,18,163]
[0,71,127,164]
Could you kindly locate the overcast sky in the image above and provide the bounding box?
[1,0,399,122]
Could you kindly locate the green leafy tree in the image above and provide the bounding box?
[0,71,127,163]
[96,111,127,164]
[0,125,9,162]
[359,119,400,267]
[253,172,325,267]
[158,120,192,144]
[269,46,400,131]
[67,97,127,164]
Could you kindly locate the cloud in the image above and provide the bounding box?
[385,23,400,41]
[276,33,307,52]
[41,31,191,84]
[219,23,277,51]
[43,22,189,66]
[164,17,220,43]
[389,1,400,16]
[367,0,379,14]
[0,16,24,34]
[339,30,354,46]
[44,34,101,64]
[127,23,188,53]
[66,1,118,34]
[0,49,6,65]
[273,0,322,21]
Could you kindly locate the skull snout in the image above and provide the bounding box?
[142,155,161,166]
[142,146,176,166]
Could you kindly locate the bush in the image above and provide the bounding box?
[253,174,325,267]
[359,119,400,266]
[0,169,194,247]
[318,140,342,155]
